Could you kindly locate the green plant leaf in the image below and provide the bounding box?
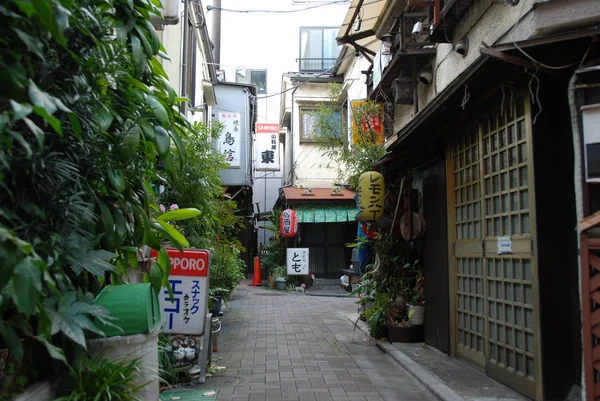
[158,247,171,286]
[99,203,116,251]
[23,117,45,148]
[147,95,169,128]
[155,220,189,249]
[155,125,170,157]
[28,80,57,114]
[36,336,67,364]
[5,129,32,157]
[13,28,44,59]
[12,0,35,17]
[0,320,23,360]
[64,234,116,276]
[157,208,201,222]
[149,260,162,294]
[10,256,42,315]
[130,34,144,77]
[143,224,162,250]
[10,100,33,120]
[34,106,62,135]
[68,112,81,138]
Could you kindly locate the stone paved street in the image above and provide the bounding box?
[210,282,437,401]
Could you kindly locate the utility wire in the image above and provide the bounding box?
[206,1,350,13]
[255,53,355,100]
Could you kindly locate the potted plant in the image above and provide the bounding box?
[406,271,425,326]
[272,266,287,291]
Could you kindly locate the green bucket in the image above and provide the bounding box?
[93,283,161,337]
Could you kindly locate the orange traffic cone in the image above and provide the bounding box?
[249,256,262,286]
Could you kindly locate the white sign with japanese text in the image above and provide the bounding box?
[150,248,210,335]
[218,112,241,168]
[255,123,280,171]
[286,248,309,275]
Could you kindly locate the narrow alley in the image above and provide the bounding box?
[206,282,437,401]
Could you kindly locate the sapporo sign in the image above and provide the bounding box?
[150,248,210,335]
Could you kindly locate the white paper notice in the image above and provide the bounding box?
[497,236,513,254]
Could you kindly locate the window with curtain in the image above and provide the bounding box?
[299,27,341,72]
[299,108,341,142]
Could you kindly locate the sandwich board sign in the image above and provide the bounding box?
[149,248,210,335]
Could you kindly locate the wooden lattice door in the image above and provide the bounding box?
[448,96,541,400]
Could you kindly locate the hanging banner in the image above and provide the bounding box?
[150,248,210,335]
[255,123,280,171]
[351,100,384,145]
[286,248,309,275]
[358,171,385,221]
[217,112,241,168]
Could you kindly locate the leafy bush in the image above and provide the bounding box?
[0,0,196,367]
[159,122,228,250]
[209,241,246,301]
[55,355,146,401]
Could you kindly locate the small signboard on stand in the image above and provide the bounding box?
[149,248,210,335]
[286,248,309,275]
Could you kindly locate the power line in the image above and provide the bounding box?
[254,53,355,100]
[206,1,350,14]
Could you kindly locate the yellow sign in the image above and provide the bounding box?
[358,171,385,221]
[351,100,384,145]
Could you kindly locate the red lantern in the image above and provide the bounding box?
[361,223,378,239]
[280,209,298,238]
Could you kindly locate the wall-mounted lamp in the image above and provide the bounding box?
[418,66,433,86]
[454,38,469,57]
[412,21,424,36]
[381,34,393,56]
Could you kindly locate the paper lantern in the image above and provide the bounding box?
[280,209,298,238]
[358,171,385,221]
[361,223,378,239]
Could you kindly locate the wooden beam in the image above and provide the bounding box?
[344,0,365,38]
[434,0,440,25]
[407,0,432,6]
[479,44,564,78]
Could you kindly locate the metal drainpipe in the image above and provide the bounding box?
[211,0,221,65]
[181,0,189,112]
[568,71,585,401]
[290,85,299,187]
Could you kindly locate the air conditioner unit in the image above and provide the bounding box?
[151,0,180,26]
[582,104,600,182]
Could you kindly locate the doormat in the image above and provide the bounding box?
[159,389,219,401]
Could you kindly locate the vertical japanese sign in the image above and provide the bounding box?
[286,248,309,275]
[150,248,210,335]
[351,100,384,145]
[218,112,241,168]
[358,171,385,221]
[255,123,280,171]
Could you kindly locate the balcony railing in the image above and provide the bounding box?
[296,58,338,73]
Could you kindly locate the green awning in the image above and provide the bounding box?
[294,205,357,223]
